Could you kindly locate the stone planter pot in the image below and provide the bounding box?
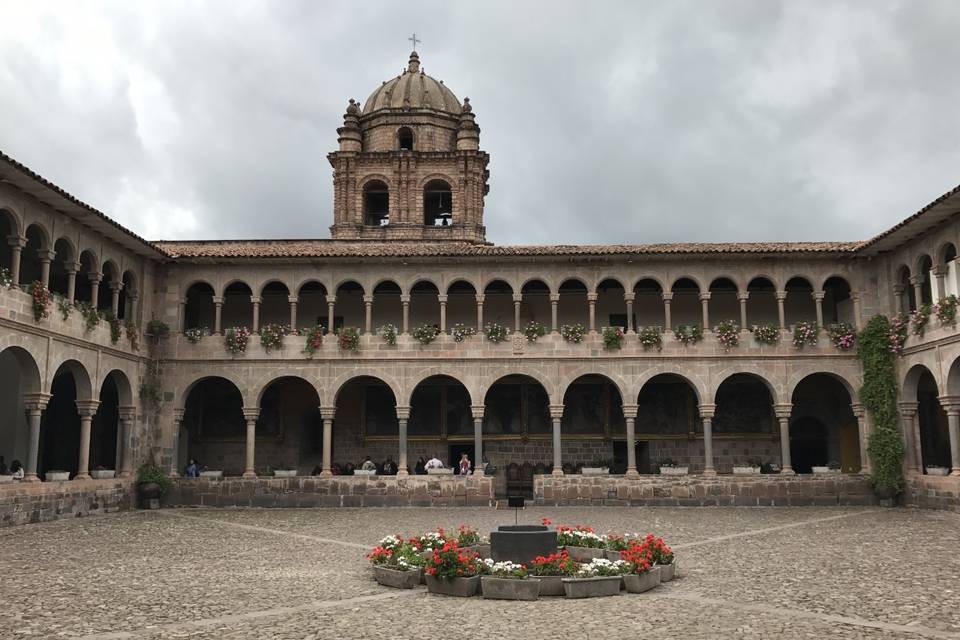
[373,566,421,589]
[811,467,839,475]
[604,549,625,561]
[354,469,377,477]
[657,561,677,582]
[199,470,223,479]
[562,576,622,599]
[659,466,688,476]
[0,475,13,484]
[563,546,606,562]
[45,471,70,482]
[532,575,566,596]
[732,466,760,476]
[426,468,453,475]
[926,466,950,476]
[581,467,609,476]
[273,469,297,478]
[463,544,491,558]
[622,568,661,593]
[481,576,540,601]
[90,469,115,480]
[425,574,480,597]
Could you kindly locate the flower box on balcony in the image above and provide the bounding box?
[199,470,223,479]
[353,469,377,477]
[90,469,116,480]
[46,471,70,482]
[926,466,949,476]
[273,469,297,478]
[426,468,454,475]
[811,467,839,475]
[659,466,688,476]
[732,466,761,476]
[580,467,609,476]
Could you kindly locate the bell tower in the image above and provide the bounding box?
[328,51,489,243]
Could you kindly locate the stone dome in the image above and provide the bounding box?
[362,52,460,115]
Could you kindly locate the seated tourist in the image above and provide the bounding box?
[311,465,322,476]
[381,457,398,475]
[342,461,355,475]
[457,453,472,475]
[331,463,342,475]
[424,454,444,471]
[414,456,426,475]
[10,460,23,480]
[0,455,7,474]
[482,456,495,475]
[361,456,377,472]
[184,459,200,478]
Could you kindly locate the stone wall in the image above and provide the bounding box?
[534,473,876,507]
[0,480,134,528]
[905,475,960,511]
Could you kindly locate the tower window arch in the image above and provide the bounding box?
[363,180,390,226]
[424,179,452,226]
[397,127,414,151]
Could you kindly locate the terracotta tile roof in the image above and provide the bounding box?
[154,239,861,259]
[858,182,960,253]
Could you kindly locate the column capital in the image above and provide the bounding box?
[88,272,103,285]
[173,407,186,422]
[242,407,260,421]
[698,292,711,302]
[109,281,124,292]
[622,292,635,303]
[288,295,299,304]
[64,261,81,274]
[437,294,448,304]
[909,274,925,286]
[698,403,716,419]
[7,235,26,249]
[775,290,788,301]
[892,284,904,295]
[75,400,101,417]
[621,403,639,417]
[474,293,485,303]
[363,294,374,304]
[549,404,565,420]
[812,291,826,301]
[850,402,865,418]
[661,292,674,302]
[400,294,411,304]
[773,403,792,419]
[939,396,960,413]
[549,293,560,303]
[737,291,750,301]
[897,401,918,417]
[395,405,411,421]
[326,295,337,304]
[37,249,57,263]
[118,405,137,421]
[586,292,598,302]
[249,296,261,305]
[320,407,337,420]
[932,265,948,277]
[212,296,224,304]
[22,392,51,412]
[470,404,486,420]
[512,294,523,304]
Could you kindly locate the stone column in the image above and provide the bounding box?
[213,296,224,335]
[89,273,102,309]
[438,294,448,333]
[662,292,673,332]
[250,296,261,333]
[813,291,825,329]
[898,402,920,472]
[699,292,711,331]
[110,282,123,317]
[475,293,484,331]
[288,295,298,331]
[775,290,787,331]
[699,404,717,475]
[933,265,947,301]
[396,405,410,476]
[7,236,25,288]
[401,294,411,334]
[22,393,50,483]
[624,292,635,334]
[851,403,870,474]
[737,292,749,330]
[892,284,906,314]
[326,294,336,335]
[118,406,136,479]
[363,294,373,334]
[775,403,794,474]
[75,400,101,480]
[320,407,335,476]
[471,404,485,476]
[38,250,55,288]
[126,293,138,324]
[550,404,564,475]
[910,275,925,310]
[945,404,960,476]
[623,403,638,476]
[242,407,259,477]
[851,292,863,330]
[170,408,184,478]
[65,262,79,303]
[549,294,560,333]
[512,294,522,332]
[587,292,598,333]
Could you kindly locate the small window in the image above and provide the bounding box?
[423,179,452,226]
[363,180,389,226]
[398,127,414,151]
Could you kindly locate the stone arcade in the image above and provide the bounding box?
[2,50,960,524]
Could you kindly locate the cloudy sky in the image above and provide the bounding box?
[1,0,958,245]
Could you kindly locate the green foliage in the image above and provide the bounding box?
[137,463,171,497]
[146,319,170,338]
[104,311,122,344]
[857,315,905,495]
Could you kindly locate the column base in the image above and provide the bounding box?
[551,469,564,476]
[320,470,333,477]
[780,467,795,475]
[168,471,180,479]
[396,469,409,478]
[118,471,132,479]
[472,469,484,477]
[74,473,91,481]
[22,474,39,483]
[702,468,717,477]
[242,471,257,478]
[625,468,639,477]
[951,469,960,476]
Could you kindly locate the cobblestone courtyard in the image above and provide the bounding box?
[2,506,959,639]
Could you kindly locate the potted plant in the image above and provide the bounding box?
[523,320,546,343]
[368,540,424,589]
[480,560,540,600]
[674,324,703,346]
[456,525,490,558]
[935,295,958,328]
[561,557,630,598]
[637,326,662,351]
[827,322,856,350]
[184,326,207,344]
[136,463,171,509]
[224,326,251,354]
[602,326,625,350]
[528,550,579,596]
[581,458,612,476]
[604,534,641,560]
[640,534,677,582]
[792,321,819,349]
[911,304,931,337]
[45,470,70,482]
[484,322,509,343]
[259,323,286,351]
[199,469,223,479]
[450,323,476,343]
[90,465,116,480]
[812,461,841,475]
[415,530,450,559]
[423,540,483,597]
[412,323,440,345]
[658,458,688,476]
[560,323,586,343]
[272,464,297,478]
[751,323,780,345]
[732,460,761,475]
[619,544,661,593]
[378,323,398,345]
[556,525,607,561]
[925,465,950,476]
[337,326,361,351]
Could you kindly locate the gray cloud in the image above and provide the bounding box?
[0,0,958,245]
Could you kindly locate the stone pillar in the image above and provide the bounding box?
[213,296,224,335]
[851,403,870,474]
[910,275,925,310]
[171,408,184,478]
[363,294,373,334]
[662,292,673,332]
[250,296,261,333]
[438,294,448,333]
[288,295,298,331]
[933,265,947,301]
[22,393,50,482]
[7,236,25,288]
[549,294,560,333]
[623,403,638,475]
[38,250,55,288]
[699,292,711,331]
[775,290,787,331]
[75,400,101,480]
[242,407,259,477]
[110,282,123,317]
[118,406,136,479]
[624,293,635,334]
[471,405,485,476]
[775,403,794,474]
[65,262,79,303]
[550,404,564,475]
[320,407,335,476]
[813,291,825,329]
[587,292,598,333]
[737,292,749,330]
[893,284,906,314]
[326,295,336,335]
[898,402,920,472]
[89,273,102,309]
[396,405,410,476]
[475,293,484,331]
[851,292,863,330]
[945,404,960,476]
[401,294,411,334]
[699,404,716,475]
[512,294,522,332]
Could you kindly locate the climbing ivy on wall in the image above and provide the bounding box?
[857,315,906,494]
